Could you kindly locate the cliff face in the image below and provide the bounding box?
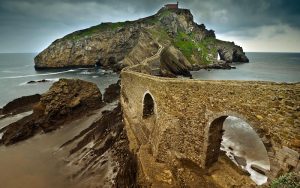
[217,40,249,63]
[34,7,249,70]
[35,27,140,70]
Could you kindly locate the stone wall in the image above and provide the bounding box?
[120,67,300,182]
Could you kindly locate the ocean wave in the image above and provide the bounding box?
[0,69,76,79]
[19,78,60,86]
[1,70,17,73]
[45,78,60,82]
[78,68,94,70]
[79,71,94,75]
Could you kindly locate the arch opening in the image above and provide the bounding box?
[217,51,221,60]
[205,115,270,185]
[143,93,155,118]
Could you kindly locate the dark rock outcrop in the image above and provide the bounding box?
[160,45,192,77]
[60,104,138,187]
[216,40,249,63]
[0,79,103,145]
[1,94,41,115]
[103,80,121,103]
[0,113,39,145]
[250,164,267,175]
[27,79,51,84]
[234,156,247,167]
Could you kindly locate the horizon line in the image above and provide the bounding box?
[0,51,300,54]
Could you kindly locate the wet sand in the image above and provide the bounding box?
[0,102,117,188]
[0,111,33,130]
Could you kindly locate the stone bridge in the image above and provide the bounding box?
[120,65,300,185]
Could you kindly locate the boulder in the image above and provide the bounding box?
[160,45,192,77]
[234,155,247,167]
[250,164,267,175]
[1,79,103,145]
[38,79,102,125]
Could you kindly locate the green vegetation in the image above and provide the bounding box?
[158,9,172,19]
[149,27,171,44]
[143,17,158,25]
[197,37,218,64]
[174,32,195,63]
[60,8,178,43]
[271,172,300,188]
[63,21,131,40]
[60,7,217,66]
[61,8,174,41]
[138,13,161,25]
[173,32,217,64]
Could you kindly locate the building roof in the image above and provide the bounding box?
[164,3,178,9]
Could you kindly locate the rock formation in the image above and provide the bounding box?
[217,40,249,63]
[34,7,249,71]
[0,79,103,145]
[160,45,192,77]
[37,78,102,125]
[0,94,40,115]
[103,80,121,103]
[61,104,138,187]
[0,80,138,187]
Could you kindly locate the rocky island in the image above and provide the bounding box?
[0,4,299,188]
[34,7,249,74]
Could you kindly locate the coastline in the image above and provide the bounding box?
[0,52,299,187]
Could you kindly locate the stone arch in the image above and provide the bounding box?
[217,49,224,61]
[203,113,272,181]
[142,91,156,119]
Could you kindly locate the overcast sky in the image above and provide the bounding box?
[0,0,299,53]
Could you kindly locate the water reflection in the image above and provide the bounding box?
[221,116,270,185]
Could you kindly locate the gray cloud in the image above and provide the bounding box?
[0,0,299,52]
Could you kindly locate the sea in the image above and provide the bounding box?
[192,52,300,82]
[1,52,299,107]
[0,52,299,186]
[0,53,119,107]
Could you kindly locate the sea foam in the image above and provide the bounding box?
[0,69,76,79]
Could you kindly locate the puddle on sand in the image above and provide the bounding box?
[221,116,270,185]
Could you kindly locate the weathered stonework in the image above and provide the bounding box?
[120,65,300,186]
